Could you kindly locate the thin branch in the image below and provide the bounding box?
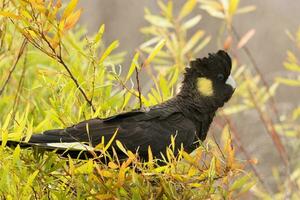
[135,67,143,109]
[0,39,27,97]
[222,114,273,194]
[12,52,27,121]
[231,26,280,118]
[40,33,96,112]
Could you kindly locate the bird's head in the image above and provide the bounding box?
[179,50,236,111]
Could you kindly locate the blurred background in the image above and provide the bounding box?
[77,0,300,189]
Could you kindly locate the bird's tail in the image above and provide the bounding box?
[1,133,97,159]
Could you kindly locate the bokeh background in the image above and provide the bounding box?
[77,0,300,189]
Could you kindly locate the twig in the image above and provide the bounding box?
[222,114,273,194]
[12,51,28,122]
[0,39,27,97]
[231,26,280,118]
[244,74,289,167]
[135,67,143,109]
[58,57,96,112]
[40,33,96,112]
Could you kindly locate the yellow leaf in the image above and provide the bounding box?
[148,145,153,168]
[125,52,140,82]
[228,0,240,15]
[276,77,300,87]
[182,151,194,163]
[103,128,119,153]
[188,166,198,177]
[292,107,300,120]
[100,170,114,178]
[27,170,39,186]
[62,0,79,20]
[144,40,166,66]
[74,160,94,174]
[55,0,62,8]
[236,5,256,15]
[96,194,114,200]
[145,14,173,28]
[116,140,128,155]
[13,145,21,163]
[182,15,202,30]
[64,9,82,31]
[194,36,211,54]
[99,40,119,63]
[0,11,21,19]
[108,161,119,169]
[68,156,75,174]
[179,0,197,20]
[182,30,205,54]
[117,167,126,187]
[94,24,105,44]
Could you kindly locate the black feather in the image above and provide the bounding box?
[2,50,235,161]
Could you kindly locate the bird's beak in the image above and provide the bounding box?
[225,75,236,89]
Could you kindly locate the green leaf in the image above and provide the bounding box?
[144,40,166,66]
[99,40,119,63]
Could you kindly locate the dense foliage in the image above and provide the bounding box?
[0,0,299,199]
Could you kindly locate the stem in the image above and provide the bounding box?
[0,39,27,97]
[135,67,143,109]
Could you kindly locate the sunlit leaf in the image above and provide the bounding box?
[194,36,211,54]
[276,77,300,87]
[116,140,128,155]
[74,160,94,174]
[62,0,79,20]
[0,11,21,19]
[94,24,105,44]
[236,5,256,14]
[182,30,205,54]
[125,52,140,82]
[99,40,119,63]
[145,14,173,28]
[64,9,82,31]
[228,0,240,15]
[179,0,197,20]
[144,40,166,66]
[182,15,202,30]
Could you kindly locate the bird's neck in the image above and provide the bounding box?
[162,95,217,122]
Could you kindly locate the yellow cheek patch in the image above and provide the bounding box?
[197,77,214,96]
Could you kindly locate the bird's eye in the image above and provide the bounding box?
[217,74,224,81]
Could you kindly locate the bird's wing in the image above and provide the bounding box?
[28,107,197,159]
